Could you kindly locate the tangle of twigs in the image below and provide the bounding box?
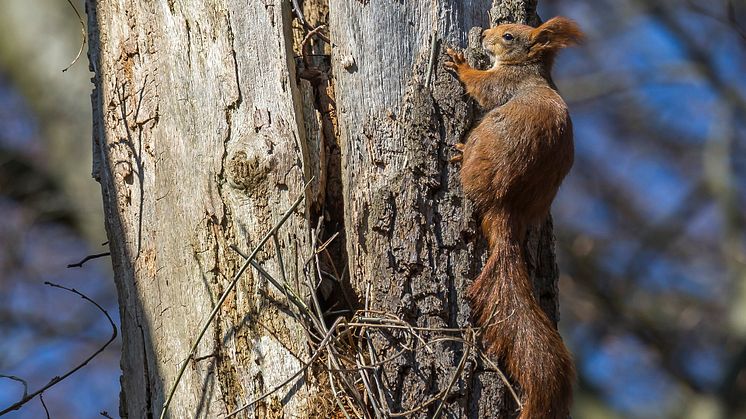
[220,213,520,418]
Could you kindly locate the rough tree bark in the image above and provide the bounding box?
[87,0,563,417]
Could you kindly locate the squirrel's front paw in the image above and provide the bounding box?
[444,48,466,71]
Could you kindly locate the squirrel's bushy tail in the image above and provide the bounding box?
[468,211,574,419]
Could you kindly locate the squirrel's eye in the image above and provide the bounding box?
[502,33,514,41]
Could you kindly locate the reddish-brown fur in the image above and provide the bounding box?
[445,17,583,419]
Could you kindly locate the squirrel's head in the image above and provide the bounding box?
[482,17,583,66]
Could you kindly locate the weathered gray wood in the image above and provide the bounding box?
[88,0,321,417]
[89,0,561,417]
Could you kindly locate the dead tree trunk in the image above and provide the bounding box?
[87,0,563,417]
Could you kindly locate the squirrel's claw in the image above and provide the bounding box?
[445,47,466,71]
[446,48,465,63]
[450,143,465,163]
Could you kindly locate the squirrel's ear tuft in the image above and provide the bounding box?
[529,17,584,57]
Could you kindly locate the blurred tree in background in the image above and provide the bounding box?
[0,0,743,418]
[0,0,119,418]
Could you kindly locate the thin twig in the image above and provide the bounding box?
[67,252,111,268]
[315,231,339,255]
[0,375,28,399]
[307,217,328,333]
[364,283,391,415]
[290,0,307,26]
[432,331,472,419]
[302,25,328,58]
[271,232,305,324]
[290,0,332,46]
[229,245,312,318]
[39,393,50,419]
[332,391,353,419]
[354,316,381,418]
[0,282,118,416]
[322,247,344,288]
[62,0,86,72]
[159,180,312,419]
[327,356,352,419]
[478,351,522,408]
[272,233,288,285]
[425,29,440,86]
[365,333,390,415]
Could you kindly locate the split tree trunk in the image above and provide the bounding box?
[87,0,562,417]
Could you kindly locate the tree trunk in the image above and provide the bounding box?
[88,1,318,417]
[87,0,562,417]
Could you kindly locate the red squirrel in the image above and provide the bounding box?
[445,17,583,419]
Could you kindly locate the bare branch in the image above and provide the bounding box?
[62,0,87,72]
[0,282,118,416]
[67,252,111,268]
